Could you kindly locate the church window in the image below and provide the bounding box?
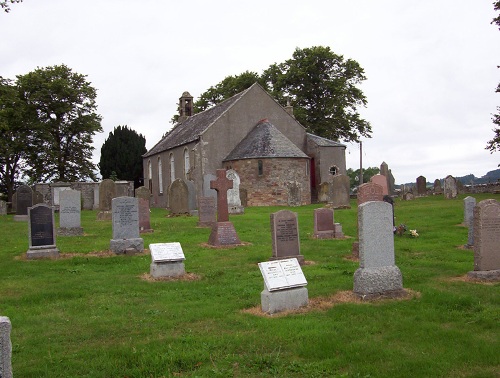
[329,165,339,176]
[148,160,152,192]
[184,148,190,179]
[158,157,163,194]
[170,153,175,183]
[258,160,263,176]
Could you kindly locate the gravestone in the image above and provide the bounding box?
[33,191,44,205]
[202,173,217,198]
[149,242,186,278]
[51,182,71,208]
[270,210,304,264]
[416,176,427,196]
[11,192,17,214]
[287,182,301,207]
[0,316,12,378]
[226,169,244,214]
[370,174,389,196]
[26,204,60,259]
[353,201,404,298]
[14,184,33,221]
[317,182,331,203]
[135,186,151,204]
[258,258,308,314]
[330,174,351,208]
[313,207,343,239]
[110,196,144,254]
[443,175,457,199]
[380,162,395,195]
[58,189,83,236]
[186,180,198,215]
[383,195,395,228]
[433,179,442,194]
[197,196,216,227]
[208,169,241,246]
[463,196,476,227]
[135,186,153,233]
[0,200,6,216]
[467,199,500,280]
[357,182,383,206]
[168,179,189,215]
[97,179,116,220]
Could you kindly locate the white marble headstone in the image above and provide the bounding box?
[150,242,185,263]
[258,258,307,291]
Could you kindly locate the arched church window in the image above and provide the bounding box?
[184,148,190,179]
[258,160,263,176]
[170,153,175,183]
[148,160,152,192]
[158,157,163,194]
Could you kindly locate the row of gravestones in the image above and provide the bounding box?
[403,175,462,200]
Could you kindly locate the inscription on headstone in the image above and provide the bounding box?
[150,242,185,262]
[27,204,59,259]
[198,196,216,227]
[270,210,303,264]
[58,189,83,236]
[259,258,307,291]
[110,197,143,254]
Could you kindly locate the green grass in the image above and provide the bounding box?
[0,194,499,377]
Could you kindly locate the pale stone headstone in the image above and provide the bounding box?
[110,196,144,254]
[357,182,383,206]
[467,199,500,280]
[317,182,331,203]
[58,189,83,236]
[0,316,13,378]
[97,179,116,220]
[0,200,6,216]
[416,176,427,196]
[168,179,189,215]
[258,258,308,314]
[463,196,476,227]
[330,174,351,208]
[149,242,185,278]
[443,175,457,199]
[226,169,244,214]
[14,184,33,221]
[203,174,217,199]
[27,204,60,259]
[370,174,389,196]
[314,208,334,239]
[208,170,241,246]
[270,210,304,264]
[197,196,216,227]
[353,201,404,298]
[51,182,71,206]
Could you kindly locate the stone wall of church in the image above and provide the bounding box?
[225,157,310,206]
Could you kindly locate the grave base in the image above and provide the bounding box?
[261,287,308,315]
[197,220,215,228]
[208,221,241,246]
[57,227,84,236]
[228,205,244,215]
[314,230,335,239]
[97,211,112,221]
[13,215,28,222]
[270,254,305,265]
[467,269,500,281]
[150,261,185,278]
[139,227,154,234]
[26,247,60,260]
[110,238,144,255]
[353,266,403,296]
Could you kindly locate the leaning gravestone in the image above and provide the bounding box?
[370,174,389,196]
[135,186,153,233]
[270,210,304,264]
[149,242,186,278]
[26,204,60,259]
[330,174,351,208]
[58,189,83,236]
[110,197,144,255]
[0,200,6,216]
[226,169,244,214]
[258,258,308,314]
[0,316,13,378]
[416,176,427,196]
[97,179,116,220]
[467,199,500,281]
[197,196,216,227]
[443,175,457,199]
[168,179,189,216]
[353,201,404,298]
[14,184,33,221]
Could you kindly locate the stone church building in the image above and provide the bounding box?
[143,83,346,208]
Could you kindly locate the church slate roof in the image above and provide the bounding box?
[143,86,250,158]
[223,119,309,161]
[306,133,346,147]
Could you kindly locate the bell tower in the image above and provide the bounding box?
[178,91,193,123]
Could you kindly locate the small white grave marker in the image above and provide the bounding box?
[258,258,307,291]
[150,242,185,262]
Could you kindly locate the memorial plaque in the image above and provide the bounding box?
[16,185,33,216]
[271,210,300,258]
[29,204,56,248]
[112,197,140,240]
[150,242,185,262]
[258,258,307,291]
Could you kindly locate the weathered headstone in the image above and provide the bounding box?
[330,174,351,208]
[226,169,244,214]
[97,179,116,220]
[58,189,83,236]
[314,208,334,239]
[357,182,383,206]
[14,184,33,221]
[135,186,151,204]
[353,201,404,298]
[208,170,241,246]
[317,182,331,203]
[380,162,395,195]
[433,179,442,194]
[149,242,186,278]
[270,210,304,264]
[416,176,427,196]
[186,180,198,215]
[168,179,189,215]
[443,175,457,199]
[135,186,153,233]
[287,182,301,207]
[467,199,500,280]
[370,174,389,196]
[26,204,60,259]
[33,191,44,205]
[463,196,476,227]
[197,196,216,227]
[51,182,71,207]
[0,316,13,378]
[203,173,217,198]
[0,200,6,216]
[110,196,144,255]
[258,258,308,314]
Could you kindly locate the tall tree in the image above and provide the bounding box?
[486,1,500,158]
[1,0,22,13]
[0,77,29,201]
[99,125,146,187]
[16,64,102,183]
[346,167,380,190]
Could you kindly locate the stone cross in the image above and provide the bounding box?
[210,169,233,222]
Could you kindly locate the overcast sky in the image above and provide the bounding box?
[1,1,499,184]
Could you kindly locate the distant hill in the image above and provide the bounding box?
[400,168,500,187]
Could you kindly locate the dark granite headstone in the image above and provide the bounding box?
[416,176,427,196]
[270,210,304,264]
[15,185,33,221]
[27,204,59,259]
[313,208,335,239]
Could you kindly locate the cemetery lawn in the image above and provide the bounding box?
[1,194,499,378]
